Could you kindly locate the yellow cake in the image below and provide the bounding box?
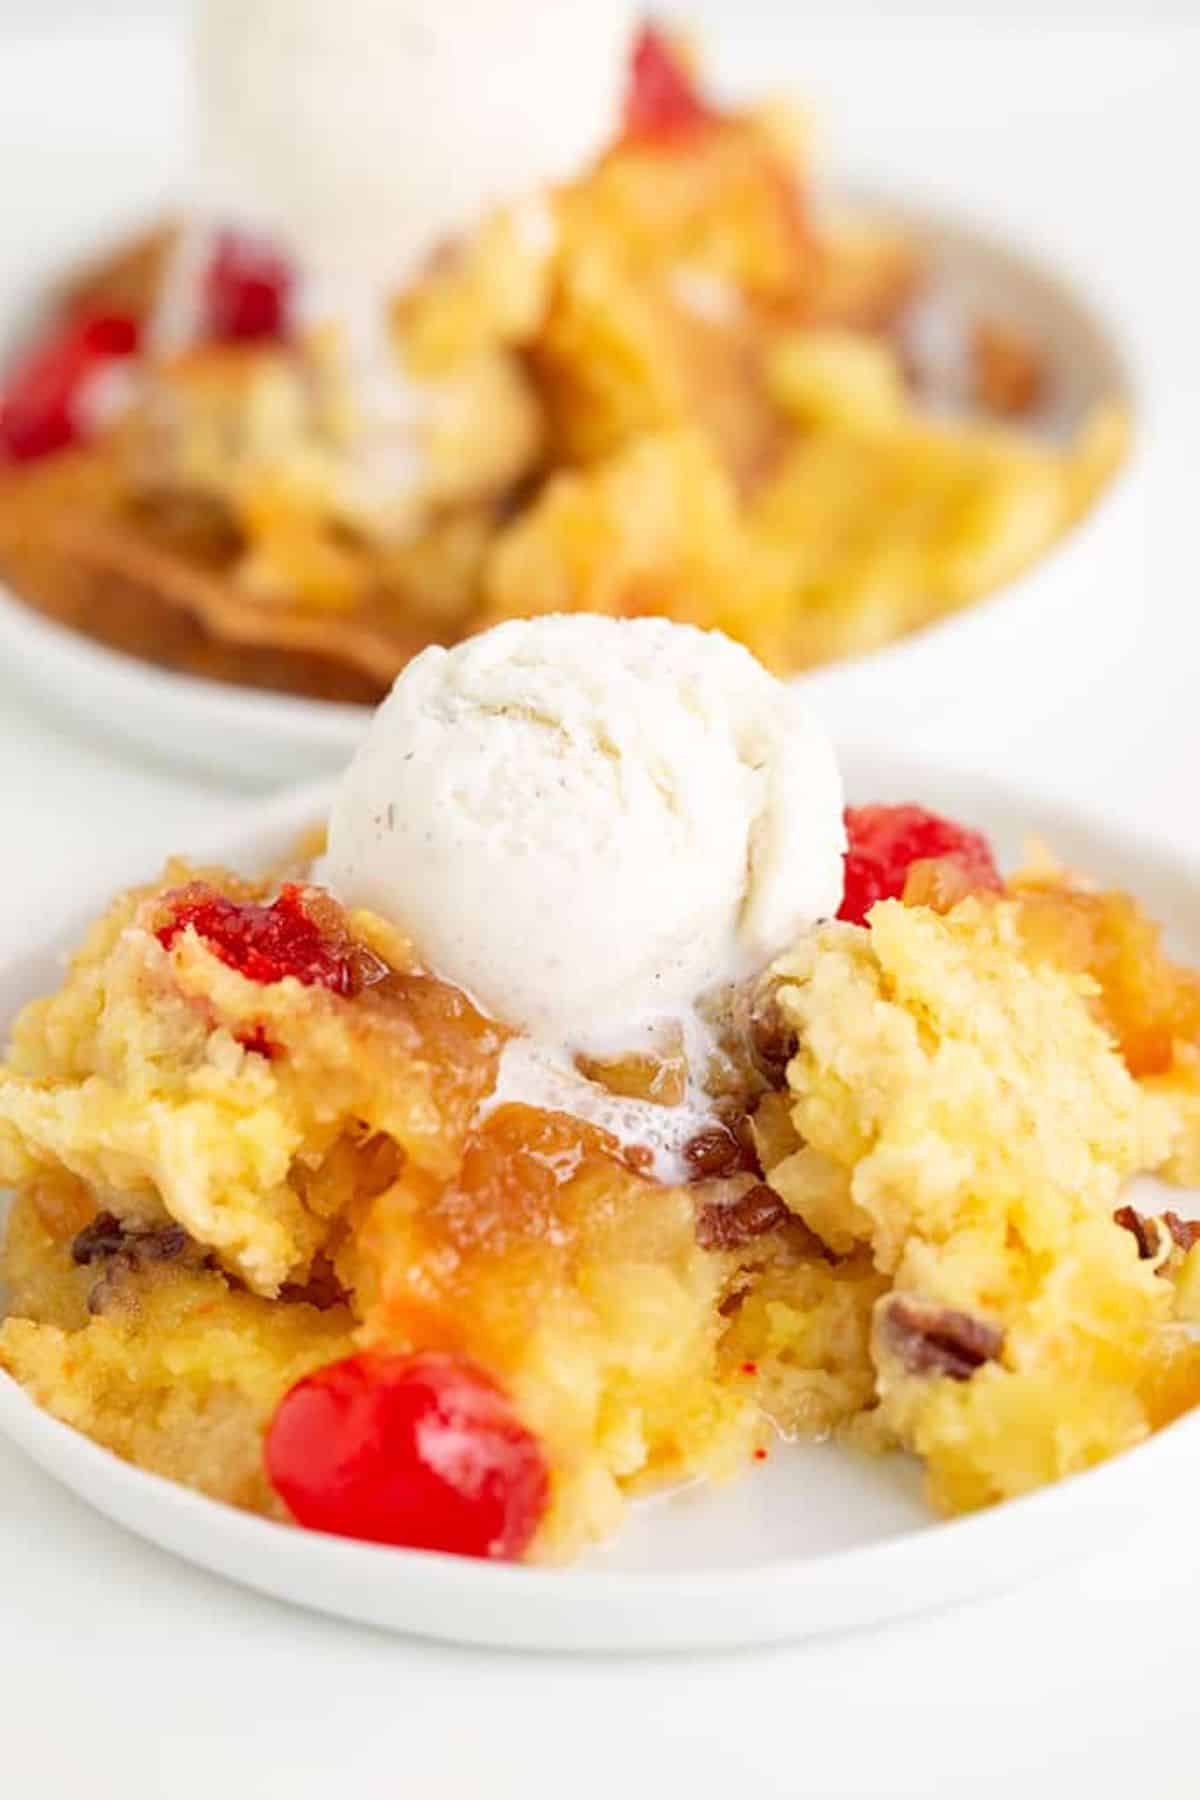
[2,822,1199,1560]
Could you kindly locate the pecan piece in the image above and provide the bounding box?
[1165,1212,1200,1254]
[696,1183,789,1251]
[880,1294,1003,1381]
[70,1211,130,1264]
[72,1212,189,1266]
[71,1210,199,1314]
[734,983,798,1087]
[1113,1205,1200,1261]
[280,1256,347,1312]
[683,1123,747,1181]
[1113,1205,1161,1260]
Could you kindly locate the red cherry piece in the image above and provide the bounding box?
[623,23,716,142]
[839,804,1003,926]
[155,882,360,994]
[79,314,141,356]
[265,1351,550,1560]
[0,310,140,463]
[204,231,293,343]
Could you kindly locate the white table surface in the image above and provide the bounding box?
[1,13,1198,1797]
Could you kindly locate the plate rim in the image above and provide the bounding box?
[0,1357,1181,1597]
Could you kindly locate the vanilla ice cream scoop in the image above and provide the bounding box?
[325,616,845,1052]
[195,0,636,287]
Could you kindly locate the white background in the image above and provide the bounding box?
[0,5,1198,1796]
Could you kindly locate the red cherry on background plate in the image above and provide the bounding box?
[204,230,293,344]
[623,23,716,142]
[0,310,140,463]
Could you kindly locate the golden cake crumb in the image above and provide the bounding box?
[765,898,1200,1512]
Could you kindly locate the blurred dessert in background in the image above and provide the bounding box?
[191,0,638,299]
[0,5,1127,704]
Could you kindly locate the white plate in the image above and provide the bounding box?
[0,26,1136,785]
[1,747,1197,1652]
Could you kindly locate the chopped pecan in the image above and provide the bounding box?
[72,1211,188,1266]
[735,983,798,1087]
[71,1211,199,1314]
[124,1223,189,1263]
[1165,1212,1200,1254]
[696,1183,789,1251]
[880,1294,1003,1381]
[280,1257,347,1312]
[70,1211,129,1264]
[86,1279,117,1317]
[1113,1205,1161,1260]
[1113,1205,1200,1261]
[683,1123,747,1181]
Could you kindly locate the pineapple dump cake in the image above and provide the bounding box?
[0,10,1125,704]
[1,615,1198,1563]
